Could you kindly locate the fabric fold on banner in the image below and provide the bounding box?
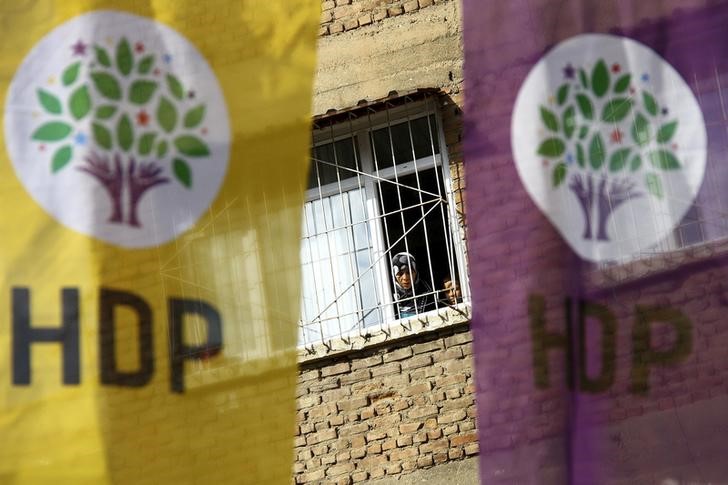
[0,1,318,483]
[465,1,728,483]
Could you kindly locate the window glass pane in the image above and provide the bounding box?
[299,188,380,342]
[308,136,359,189]
[370,115,440,169]
[356,249,380,327]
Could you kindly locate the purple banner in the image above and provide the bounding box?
[465,1,728,483]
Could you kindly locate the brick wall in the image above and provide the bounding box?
[294,323,478,483]
[319,0,451,37]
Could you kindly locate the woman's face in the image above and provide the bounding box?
[396,268,416,290]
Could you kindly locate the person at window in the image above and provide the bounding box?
[440,277,462,306]
[391,252,434,318]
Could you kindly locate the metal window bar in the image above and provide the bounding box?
[364,105,398,336]
[327,124,363,343]
[383,104,419,323]
[347,113,381,340]
[402,102,437,314]
[422,97,459,308]
[309,132,344,343]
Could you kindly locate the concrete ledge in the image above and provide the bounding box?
[298,303,471,365]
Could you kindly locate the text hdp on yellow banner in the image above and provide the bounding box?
[0,1,318,483]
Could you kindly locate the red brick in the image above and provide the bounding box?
[390,447,418,461]
[444,332,473,348]
[372,8,387,22]
[384,347,413,362]
[366,430,387,441]
[448,447,463,460]
[408,405,438,419]
[443,425,458,436]
[297,394,321,410]
[417,454,434,467]
[387,6,404,16]
[301,469,325,482]
[450,432,478,447]
[420,438,448,454]
[403,382,432,397]
[396,434,413,447]
[337,396,369,412]
[438,409,466,425]
[339,423,368,436]
[435,347,463,361]
[351,355,382,370]
[340,368,370,385]
[399,422,422,434]
[403,0,419,13]
[326,462,355,477]
[371,362,401,377]
[412,340,443,354]
[382,438,396,451]
[433,452,448,464]
[322,362,350,377]
[402,354,433,370]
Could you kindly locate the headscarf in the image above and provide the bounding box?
[391,252,432,316]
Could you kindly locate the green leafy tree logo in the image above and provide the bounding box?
[536,59,681,241]
[30,37,209,227]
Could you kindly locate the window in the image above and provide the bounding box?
[299,94,467,346]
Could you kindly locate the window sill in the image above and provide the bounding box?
[297,302,472,365]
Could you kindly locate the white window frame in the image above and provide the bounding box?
[299,97,469,347]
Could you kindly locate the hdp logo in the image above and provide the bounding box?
[512,34,706,262]
[4,10,230,248]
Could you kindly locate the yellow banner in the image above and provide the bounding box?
[0,1,317,483]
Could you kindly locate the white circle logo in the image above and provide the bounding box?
[512,34,706,262]
[4,10,230,248]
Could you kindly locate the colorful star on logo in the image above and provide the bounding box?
[611,63,621,73]
[641,73,650,82]
[74,132,87,146]
[610,129,623,144]
[71,39,87,56]
[563,63,575,79]
[135,42,145,53]
[137,110,150,126]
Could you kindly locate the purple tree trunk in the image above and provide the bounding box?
[78,152,124,224]
[595,176,642,242]
[127,158,169,227]
[569,173,594,240]
[79,153,169,227]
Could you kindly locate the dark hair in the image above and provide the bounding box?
[442,276,457,287]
